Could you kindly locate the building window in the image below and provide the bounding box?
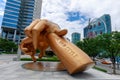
[98,22,101,26]
[95,31,97,35]
[100,31,102,34]
[88,25,92,29]
[94,24,96,28]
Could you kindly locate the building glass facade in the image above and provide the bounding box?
[84,14,111,38]
[72,32,80,44]
[1,0,42,44]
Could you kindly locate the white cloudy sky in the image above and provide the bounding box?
[0,0,6,27]
[41,0,120,40]
[0,0,120,40]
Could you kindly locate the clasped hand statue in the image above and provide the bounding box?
[20,19,67,62]
[20,19,94,74]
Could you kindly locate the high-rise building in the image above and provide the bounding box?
[1,0,42,44]
[72,32,80,44]
[84,14,111,38]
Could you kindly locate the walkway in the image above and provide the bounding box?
[0,54,120,80]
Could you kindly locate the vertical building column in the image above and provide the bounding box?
[13,29,17,42]
[33,0,42,20]
[16,45,21,61]
[6,32,9,40]
[18,33,21,44]
[0,28,3,38]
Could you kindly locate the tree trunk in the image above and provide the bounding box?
[112,58,116,74]
[112,63,116,74]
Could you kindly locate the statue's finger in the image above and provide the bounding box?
[22,48,28,51]
[24,19,41,37]
[21,37,32,44]
[32,20,47,49]
[56,29,68,36]
[25,52,33,55]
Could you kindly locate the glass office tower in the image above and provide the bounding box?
[1,0,42,44]
[72,32,81,44]
[84,14,111,38]
[1,0,21,43]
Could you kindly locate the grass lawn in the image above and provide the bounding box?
[20,56,60,61]
[93,66,107,73]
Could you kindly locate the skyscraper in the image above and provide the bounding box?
[1,0,42,44]
[72,32,81,44]
[84,14,111,38]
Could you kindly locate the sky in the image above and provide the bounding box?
[0,0,6,28]
[0,0,120,40]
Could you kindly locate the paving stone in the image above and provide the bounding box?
[0,54,120,80]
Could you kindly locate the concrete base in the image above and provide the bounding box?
[22,62,66,71]
[0,54,120,80]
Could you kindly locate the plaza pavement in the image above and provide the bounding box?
[0,54,120,80]
[95,61,120,74]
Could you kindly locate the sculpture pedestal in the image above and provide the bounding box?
[22,62,66,71]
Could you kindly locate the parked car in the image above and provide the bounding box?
[101,58,112,64]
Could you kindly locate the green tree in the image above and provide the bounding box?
[76,31,120,74]
[96,32,120,74]
[0,38,18,53]
[76,38,100,62]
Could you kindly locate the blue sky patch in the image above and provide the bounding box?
[0,15,3,26]
[66,11,87,23]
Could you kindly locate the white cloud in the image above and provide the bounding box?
[41,0,86,40]
[0,0,6,33]
[0,0,6,16]
[41,0,120,40]
[1,0,119,39]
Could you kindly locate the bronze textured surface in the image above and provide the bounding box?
[22,62,66,71]
[20,19,94,74]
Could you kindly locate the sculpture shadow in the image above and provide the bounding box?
[71,71,94,79]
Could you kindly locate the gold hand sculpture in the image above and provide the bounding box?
[20,19,95,74]
[20,37,37,62]
[20,19,67,62]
